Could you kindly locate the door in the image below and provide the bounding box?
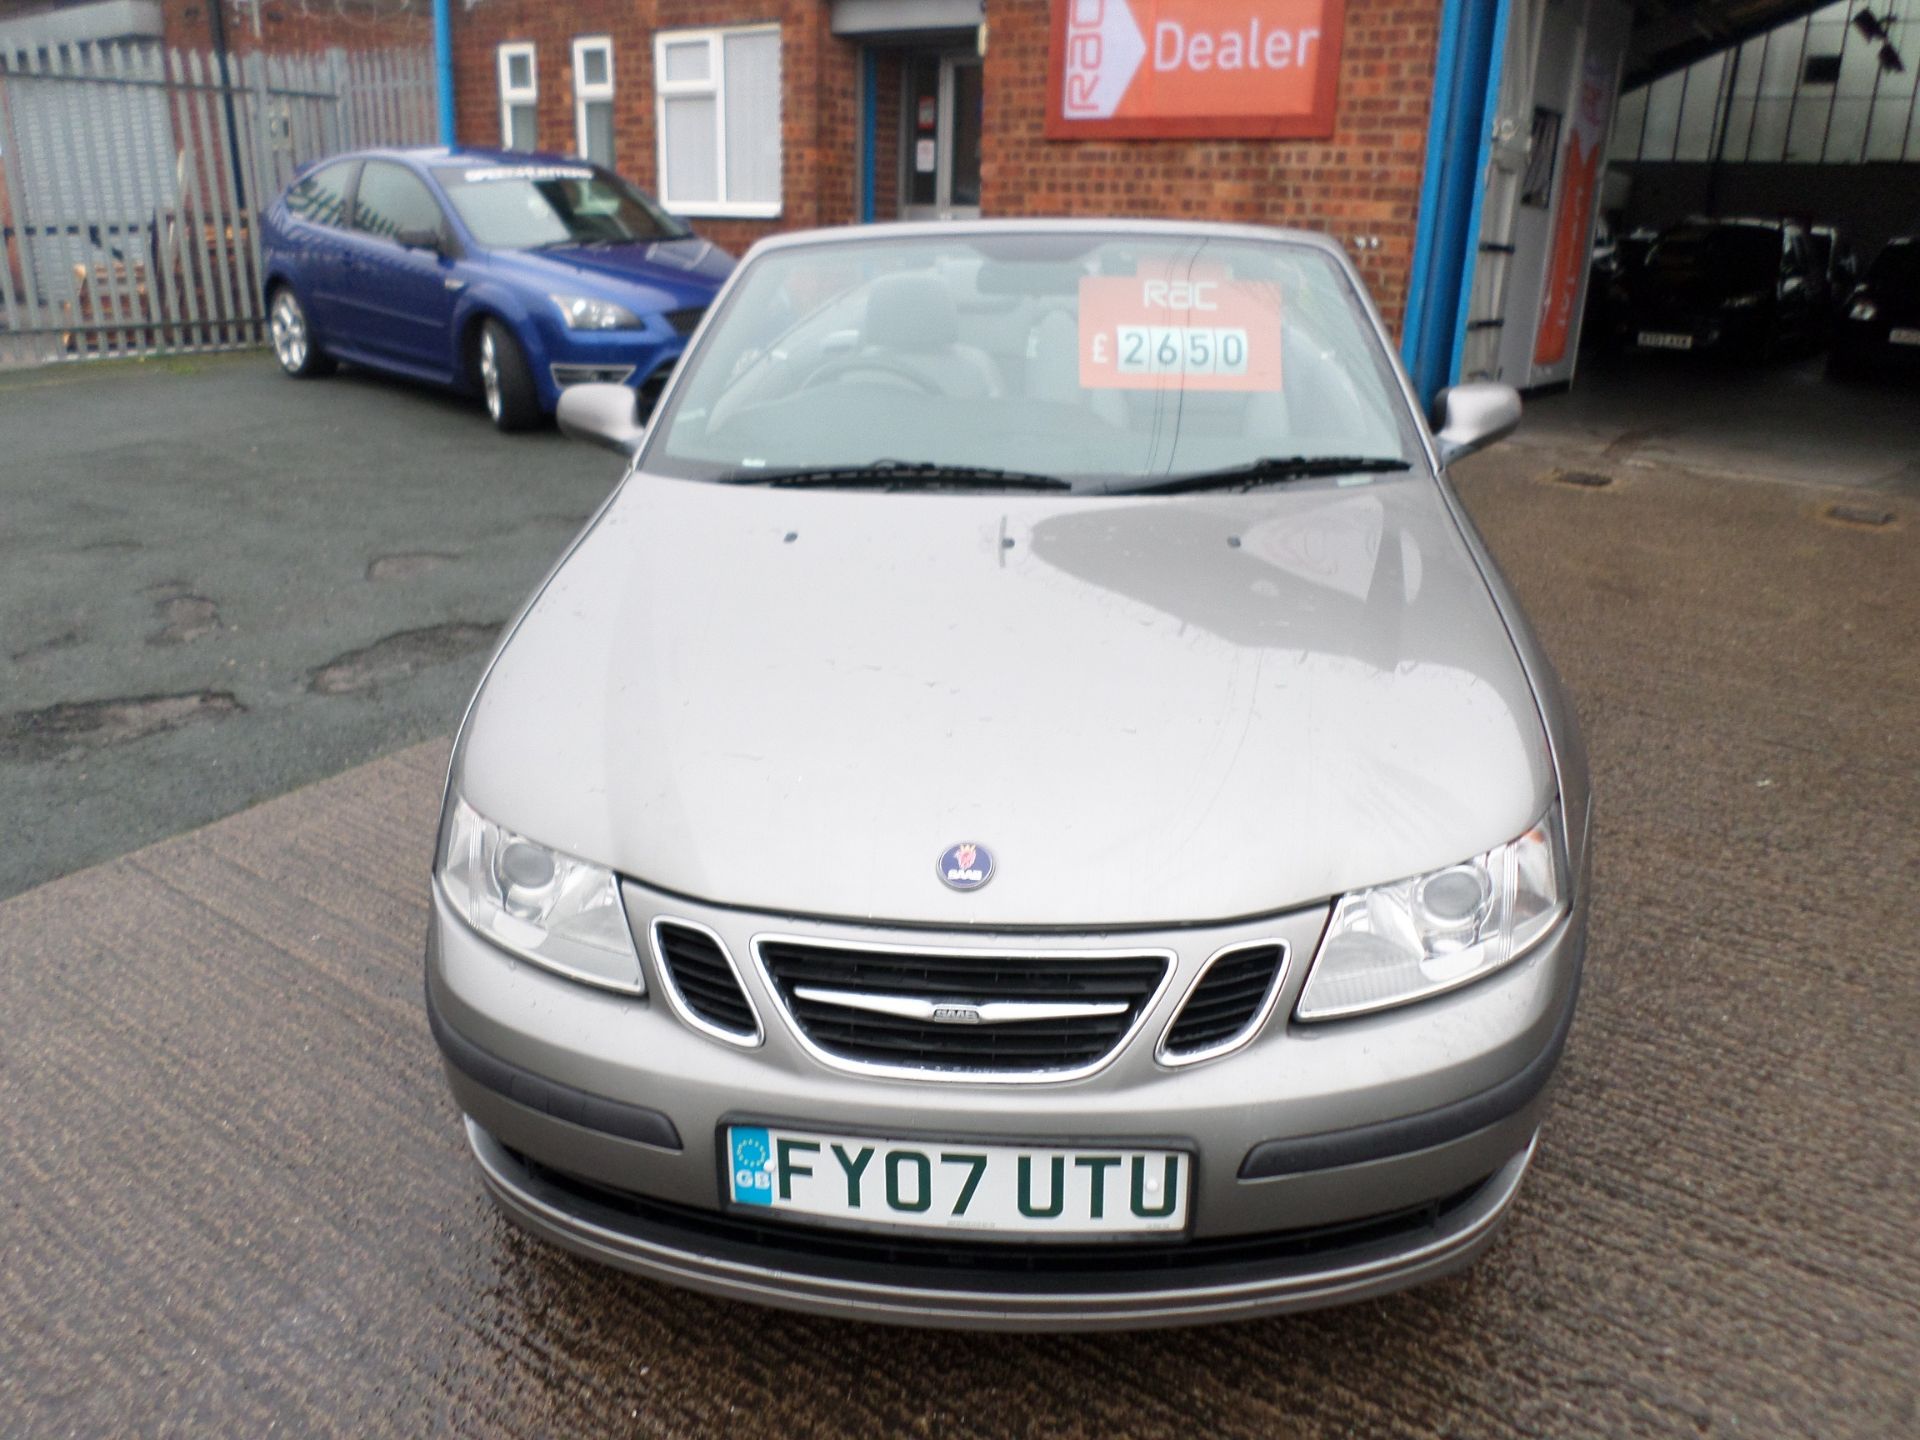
[336,160,461,377]
[282,159,360,334]
[900,52,982,221]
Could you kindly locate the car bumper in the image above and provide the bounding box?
[427,875,1585,1329]
[532,326,688,409]
[464,1114,1538,1330]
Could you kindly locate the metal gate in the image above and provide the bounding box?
[0,41,434,366]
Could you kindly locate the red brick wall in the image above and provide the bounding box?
[0,0,426,53]
[448,0,858,257]
[439,0,1440,330]
[983,0,1437,333]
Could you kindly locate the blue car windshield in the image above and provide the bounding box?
[436,163,688,250]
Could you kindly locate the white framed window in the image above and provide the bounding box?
[652,25,781,218]
[497,43,537,152]
[572,36,615,167]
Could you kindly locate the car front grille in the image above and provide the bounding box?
[550,363,636,387]
[1160,943,1289,1062]
[664,305,706,336]
[652,920,759,1042]
[755,938,1170,1078]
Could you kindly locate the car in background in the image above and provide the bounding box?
[1623,217,1828,360]
[260,147,733,431]
[1808,224,1862,308]
[426,219,1590,1329]
[1831,235,1920,378]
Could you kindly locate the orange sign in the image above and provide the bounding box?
[1078,276,1284,390]
[1534,53,1612,367]
[1048,0,1344,140]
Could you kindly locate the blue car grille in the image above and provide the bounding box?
[664,306,706,336]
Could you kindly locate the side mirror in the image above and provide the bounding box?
[1432,381,1522,467]
[557,382,648,456]
[395,225,443,254]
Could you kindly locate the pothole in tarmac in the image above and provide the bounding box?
[0,690,243,762]
[1546,468,1615,489]
[366,552,459,582]
[307,621,501,696]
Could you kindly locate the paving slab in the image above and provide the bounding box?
[2,447,1916,1439]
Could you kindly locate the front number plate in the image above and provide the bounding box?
[1889,327,1920,347]
[725,1124,1190,1237]
[1638,331,1694,350]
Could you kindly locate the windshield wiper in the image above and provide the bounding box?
[725,460,1072,491]
[1112,455,1412,496]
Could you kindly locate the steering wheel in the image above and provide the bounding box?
[801,352,943,396]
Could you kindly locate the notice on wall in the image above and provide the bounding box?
[1078,276,1283,390]
[915,138,938,173]
[1049,0,1344,140]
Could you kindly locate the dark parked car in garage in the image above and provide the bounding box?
[260,147,733,431]
[1831,236,1920,378]
[1624,217,1829,360]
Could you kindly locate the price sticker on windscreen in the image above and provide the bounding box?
[1079,276,1282,391]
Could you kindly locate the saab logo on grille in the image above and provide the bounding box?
[931,1004,984,1025]
[937,841,994,891]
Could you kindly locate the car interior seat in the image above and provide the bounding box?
[855,273,1003,399]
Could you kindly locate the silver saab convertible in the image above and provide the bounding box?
[425,220,1589,1330]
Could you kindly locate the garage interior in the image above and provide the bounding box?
[1465,0,1920,496]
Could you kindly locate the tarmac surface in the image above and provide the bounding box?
[3,440,1915,1438]
[0,352,621,899]
[1516,348,1920,494]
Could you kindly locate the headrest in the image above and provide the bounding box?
[861,273,958,352]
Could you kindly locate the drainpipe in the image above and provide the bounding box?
[207,0,247,205]
[434,0,456,146]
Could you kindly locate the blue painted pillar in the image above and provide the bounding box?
[1402,0,1511,403]
[433,0,456,146]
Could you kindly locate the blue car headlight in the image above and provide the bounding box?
[550,293,645,330]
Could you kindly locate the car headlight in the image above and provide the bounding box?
[1295,806,1567,1021]
[550,293,644,330]
[1849,297,1879,322]
[436,797,643,993]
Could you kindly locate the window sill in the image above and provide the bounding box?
[664,203,783,220]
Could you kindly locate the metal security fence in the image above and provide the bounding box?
[0,42,433,366]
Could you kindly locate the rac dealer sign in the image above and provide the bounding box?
[1047,0,1344,140]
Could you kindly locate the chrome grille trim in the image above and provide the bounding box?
[648,916,763,1049]
[750,933,1177,1085]
[1155,940,1292,1068]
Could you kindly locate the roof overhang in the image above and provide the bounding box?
[1625,0,1836,88]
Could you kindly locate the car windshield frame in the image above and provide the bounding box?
[635,227,1424,495]
[1646,224,1782,285]
[433,161,690,251]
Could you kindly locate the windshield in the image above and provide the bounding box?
[435,163,688,250]
[1648,225,1780,287]
[1869,241,1920,295]
[640,231,1418,491]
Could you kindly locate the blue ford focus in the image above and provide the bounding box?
[260,147,733,431]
